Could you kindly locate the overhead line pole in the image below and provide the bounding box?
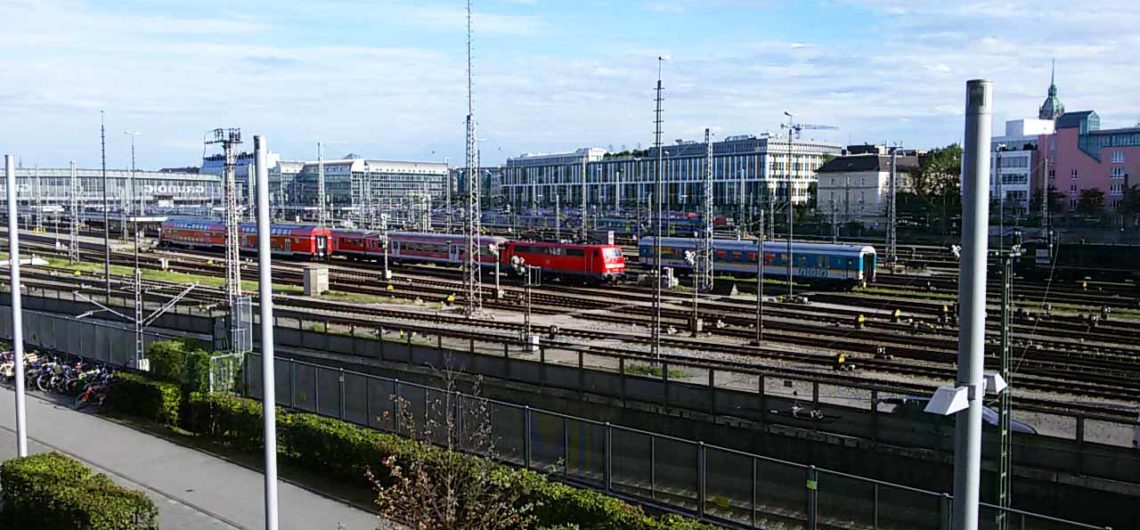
[652,56,666,359]
[784,111,794,299]
[101,111,111,300]
[69,161,80,264]
[463,0,483,318]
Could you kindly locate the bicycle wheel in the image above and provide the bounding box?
[36,374,51,393]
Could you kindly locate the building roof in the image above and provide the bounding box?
[1056,111,1097,130]
[816,154,919,174]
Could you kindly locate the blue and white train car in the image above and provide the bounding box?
[638,237,877,287]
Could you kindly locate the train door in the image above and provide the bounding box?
[315,235,328,258]
[449,243,460,264]
[862,252,876,282]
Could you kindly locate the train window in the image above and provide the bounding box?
[715,250,727,259]
[603,248,622,259]
[567,248,584,257]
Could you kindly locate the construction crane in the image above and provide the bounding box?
[779,114,837,298]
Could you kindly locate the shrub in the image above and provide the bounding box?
[183,350,212,394]
[146,339,212,393]
[111,372,181,426]
[145,339,193,383]
[0,452,159,530]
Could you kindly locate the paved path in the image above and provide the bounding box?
[0,387,382,530]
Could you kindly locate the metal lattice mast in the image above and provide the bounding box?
[463,0,483,318]
[33,166,43,233]
[579,156,588,242]
[207,129,243,304]
[698,128,714,292]
[888,146,898,268]
[652,57,665,359]
[785,112,794,299]
[68,162,80,264]
[317,142,326,227]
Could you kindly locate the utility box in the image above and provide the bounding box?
[589,230,616,245]
[303,264,329,296]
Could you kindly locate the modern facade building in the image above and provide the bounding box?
[0,167,220,212]
[500,135,841,214]
[815,146,919,225]
[288,155,448,210]
[1041,111,1140,211]
[991,119,1054,214]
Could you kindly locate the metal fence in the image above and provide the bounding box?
[242,354,1110,530]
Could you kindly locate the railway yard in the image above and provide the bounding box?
[3,224,1140,528]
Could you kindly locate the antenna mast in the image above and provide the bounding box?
[464,0,483,317]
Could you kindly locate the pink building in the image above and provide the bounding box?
[1039,111,1140,211]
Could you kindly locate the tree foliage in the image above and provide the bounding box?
[911,144,962,199]
[1077,188,1106,215]
[1117,185,1140,226]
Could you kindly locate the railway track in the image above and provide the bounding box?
[10,231,1140,410]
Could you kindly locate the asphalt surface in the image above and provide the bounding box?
[0,387,383,530]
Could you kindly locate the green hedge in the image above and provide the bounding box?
[145,339,211,394]
[181,393,718,530]
[0,452,159,530]
[111,372,181,426]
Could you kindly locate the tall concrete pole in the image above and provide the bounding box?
[953,79,993,530]
[254,136,279,530]
[6,154,28,457]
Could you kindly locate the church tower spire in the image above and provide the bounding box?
[1039,58,1065,120]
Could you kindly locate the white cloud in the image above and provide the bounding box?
[1,0,1137,169]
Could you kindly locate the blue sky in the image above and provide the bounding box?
[2,0,1138,169]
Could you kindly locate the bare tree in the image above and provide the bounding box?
[372,373,534,530]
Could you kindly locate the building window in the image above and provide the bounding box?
[1069,183,1077,193]
[1111,151,1125,163]
[1070,168,1078,179]
[1111,167,1125,179]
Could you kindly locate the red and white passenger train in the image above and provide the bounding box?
[159,219,625,283]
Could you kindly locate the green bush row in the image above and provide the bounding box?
[110,372,182,426]
[0,452,159,530]
[182,393,718,530]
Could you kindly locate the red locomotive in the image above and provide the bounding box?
[159,219,332,259]
[502,240,624,283]
[331,229,624,282]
